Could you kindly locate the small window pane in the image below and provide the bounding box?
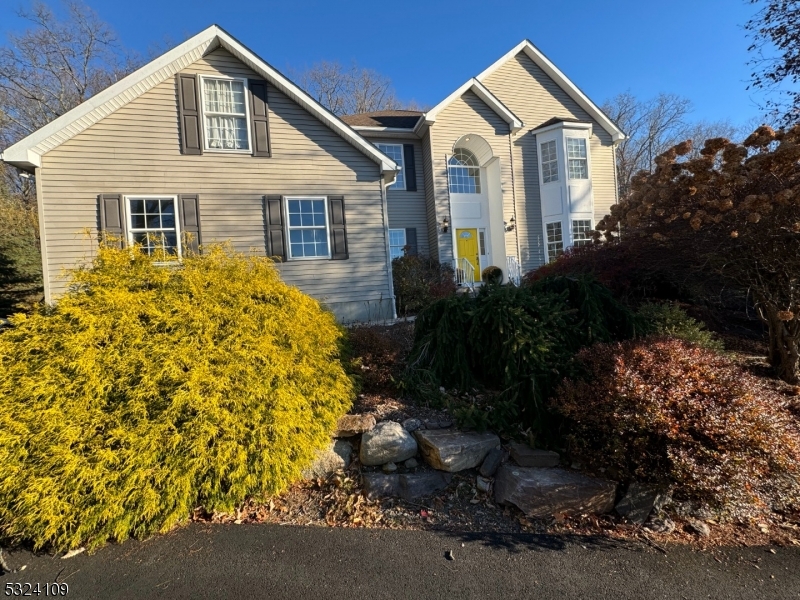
[130,199,144,213]
[131,214,145,229]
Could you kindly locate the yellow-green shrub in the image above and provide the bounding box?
[0,244,353,551]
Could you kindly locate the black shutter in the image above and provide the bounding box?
[98,194,125,248]
[265,195,286,261]
[179,194,202,254]
[176,74,203,155]
[328,196,348,260]
[402,144,416,191]
[248,79,271,157]
[405,228,417,256]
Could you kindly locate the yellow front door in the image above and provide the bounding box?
[456,228,480,281]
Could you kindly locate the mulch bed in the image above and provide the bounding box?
[192,320,800,550]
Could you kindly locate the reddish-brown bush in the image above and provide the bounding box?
[552,338,800,517]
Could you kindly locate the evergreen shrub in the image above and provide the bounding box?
[637,301,723,350]
[0,244,353,551]
[481,265,503,285]
[552,338,800,516]
[391,254,456,316]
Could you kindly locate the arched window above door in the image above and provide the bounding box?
[448,148,482,194]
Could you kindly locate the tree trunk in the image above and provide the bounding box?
[760,301,800,384]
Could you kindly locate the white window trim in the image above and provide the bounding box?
[566,137,589,180]
[198,75,252,154]
[284,195,332,261]
[540,139,559,184]
[376,144,406,190]
[124,194,182,260]
[545,220,564,263]
[388,228,407,259]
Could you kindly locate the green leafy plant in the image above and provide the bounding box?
[0,244,354,551]
[637,301,723,350]
[552,337,800,517]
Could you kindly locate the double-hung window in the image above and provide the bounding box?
[127,196,181,258]
[376,144,405,190]
[546,221,564,262]
[201,77,250,151]
[540,140,559,183]
[572,219,593,247]
[389,229,407,260]
[286,197,330,259]
[567,138,589,179]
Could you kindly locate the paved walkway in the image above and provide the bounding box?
[2,523,799,599]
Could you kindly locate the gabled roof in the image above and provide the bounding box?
[476,40,625,142]
[415,78,523,135]
[0,25,399,178]
[341,110,423,130]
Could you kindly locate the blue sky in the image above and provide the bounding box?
[2,0,767,128]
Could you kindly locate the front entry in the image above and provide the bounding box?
[456,228,481,281]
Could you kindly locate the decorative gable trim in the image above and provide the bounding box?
[476,40,625,142]
[1,25,399,181]
[415,78,523,135]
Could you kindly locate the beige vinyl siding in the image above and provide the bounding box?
[430,90,515,264]
[38,48,391,318]
[482,52,618,272]
[421,129,439,260]
[370,138,429,258]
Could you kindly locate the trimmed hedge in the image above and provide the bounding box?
[0,244,353,550]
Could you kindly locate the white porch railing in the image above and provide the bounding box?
[453,257,475,289]
[506,255,522,286]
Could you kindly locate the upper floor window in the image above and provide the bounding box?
[201,77,250,152]
[448,148,481,194]
[376,144,405,190]
[540,140,559,183]
[567,137,588,179]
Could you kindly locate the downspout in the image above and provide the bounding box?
[508,131,522,276]
[611,140,622,241]
[379,172,398,320]
[34,166,51,304]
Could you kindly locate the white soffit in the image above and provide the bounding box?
[417,78,523,134]
[476,40,625,142]
[1,25,399,177]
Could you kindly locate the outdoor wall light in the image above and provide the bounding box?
[441,217,449,233]
[504,216,516,232]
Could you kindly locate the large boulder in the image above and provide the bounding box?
[360,421,418,466]
[414,429,500,472]
[494,465,616,518]
[335,414,376,438]
[302,440,353,479]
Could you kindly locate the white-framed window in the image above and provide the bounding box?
[546,221,564,262]
[286,197,330,259]
[448,148,481,194]
[479,230,486,256]
[126,195,181,258]
[540,140,559,183]
[199,76,250,152]
[376,144,405,190]
[567,137,588,179]
[572,219,593,247]
[389,228,407,260]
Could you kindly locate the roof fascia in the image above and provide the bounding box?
[476,40,625,142]
[529,121,593,136]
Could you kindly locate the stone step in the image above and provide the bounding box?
[414,429,500,472]
[508,442,560,468]
[363,472,452,500]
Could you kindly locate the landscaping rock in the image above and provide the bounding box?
[494,465,616,518]
[403,458,419,469]
[686,517,711,537]
[335,414,376,438]
[301,440,352,479]
[382,462,398,474]
[508,442,560,468]
[476,476,491,493]
[402,418,423,432]
[360,421,418,466]
[615,483,672,524]
[479,448,504,477]
[362,473,399,499]
[399,472,452,500]
[645,512,676,534]
[423,418,454,430]
[414,429,500,472]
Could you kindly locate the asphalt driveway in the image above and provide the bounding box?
[2,523,799,599]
